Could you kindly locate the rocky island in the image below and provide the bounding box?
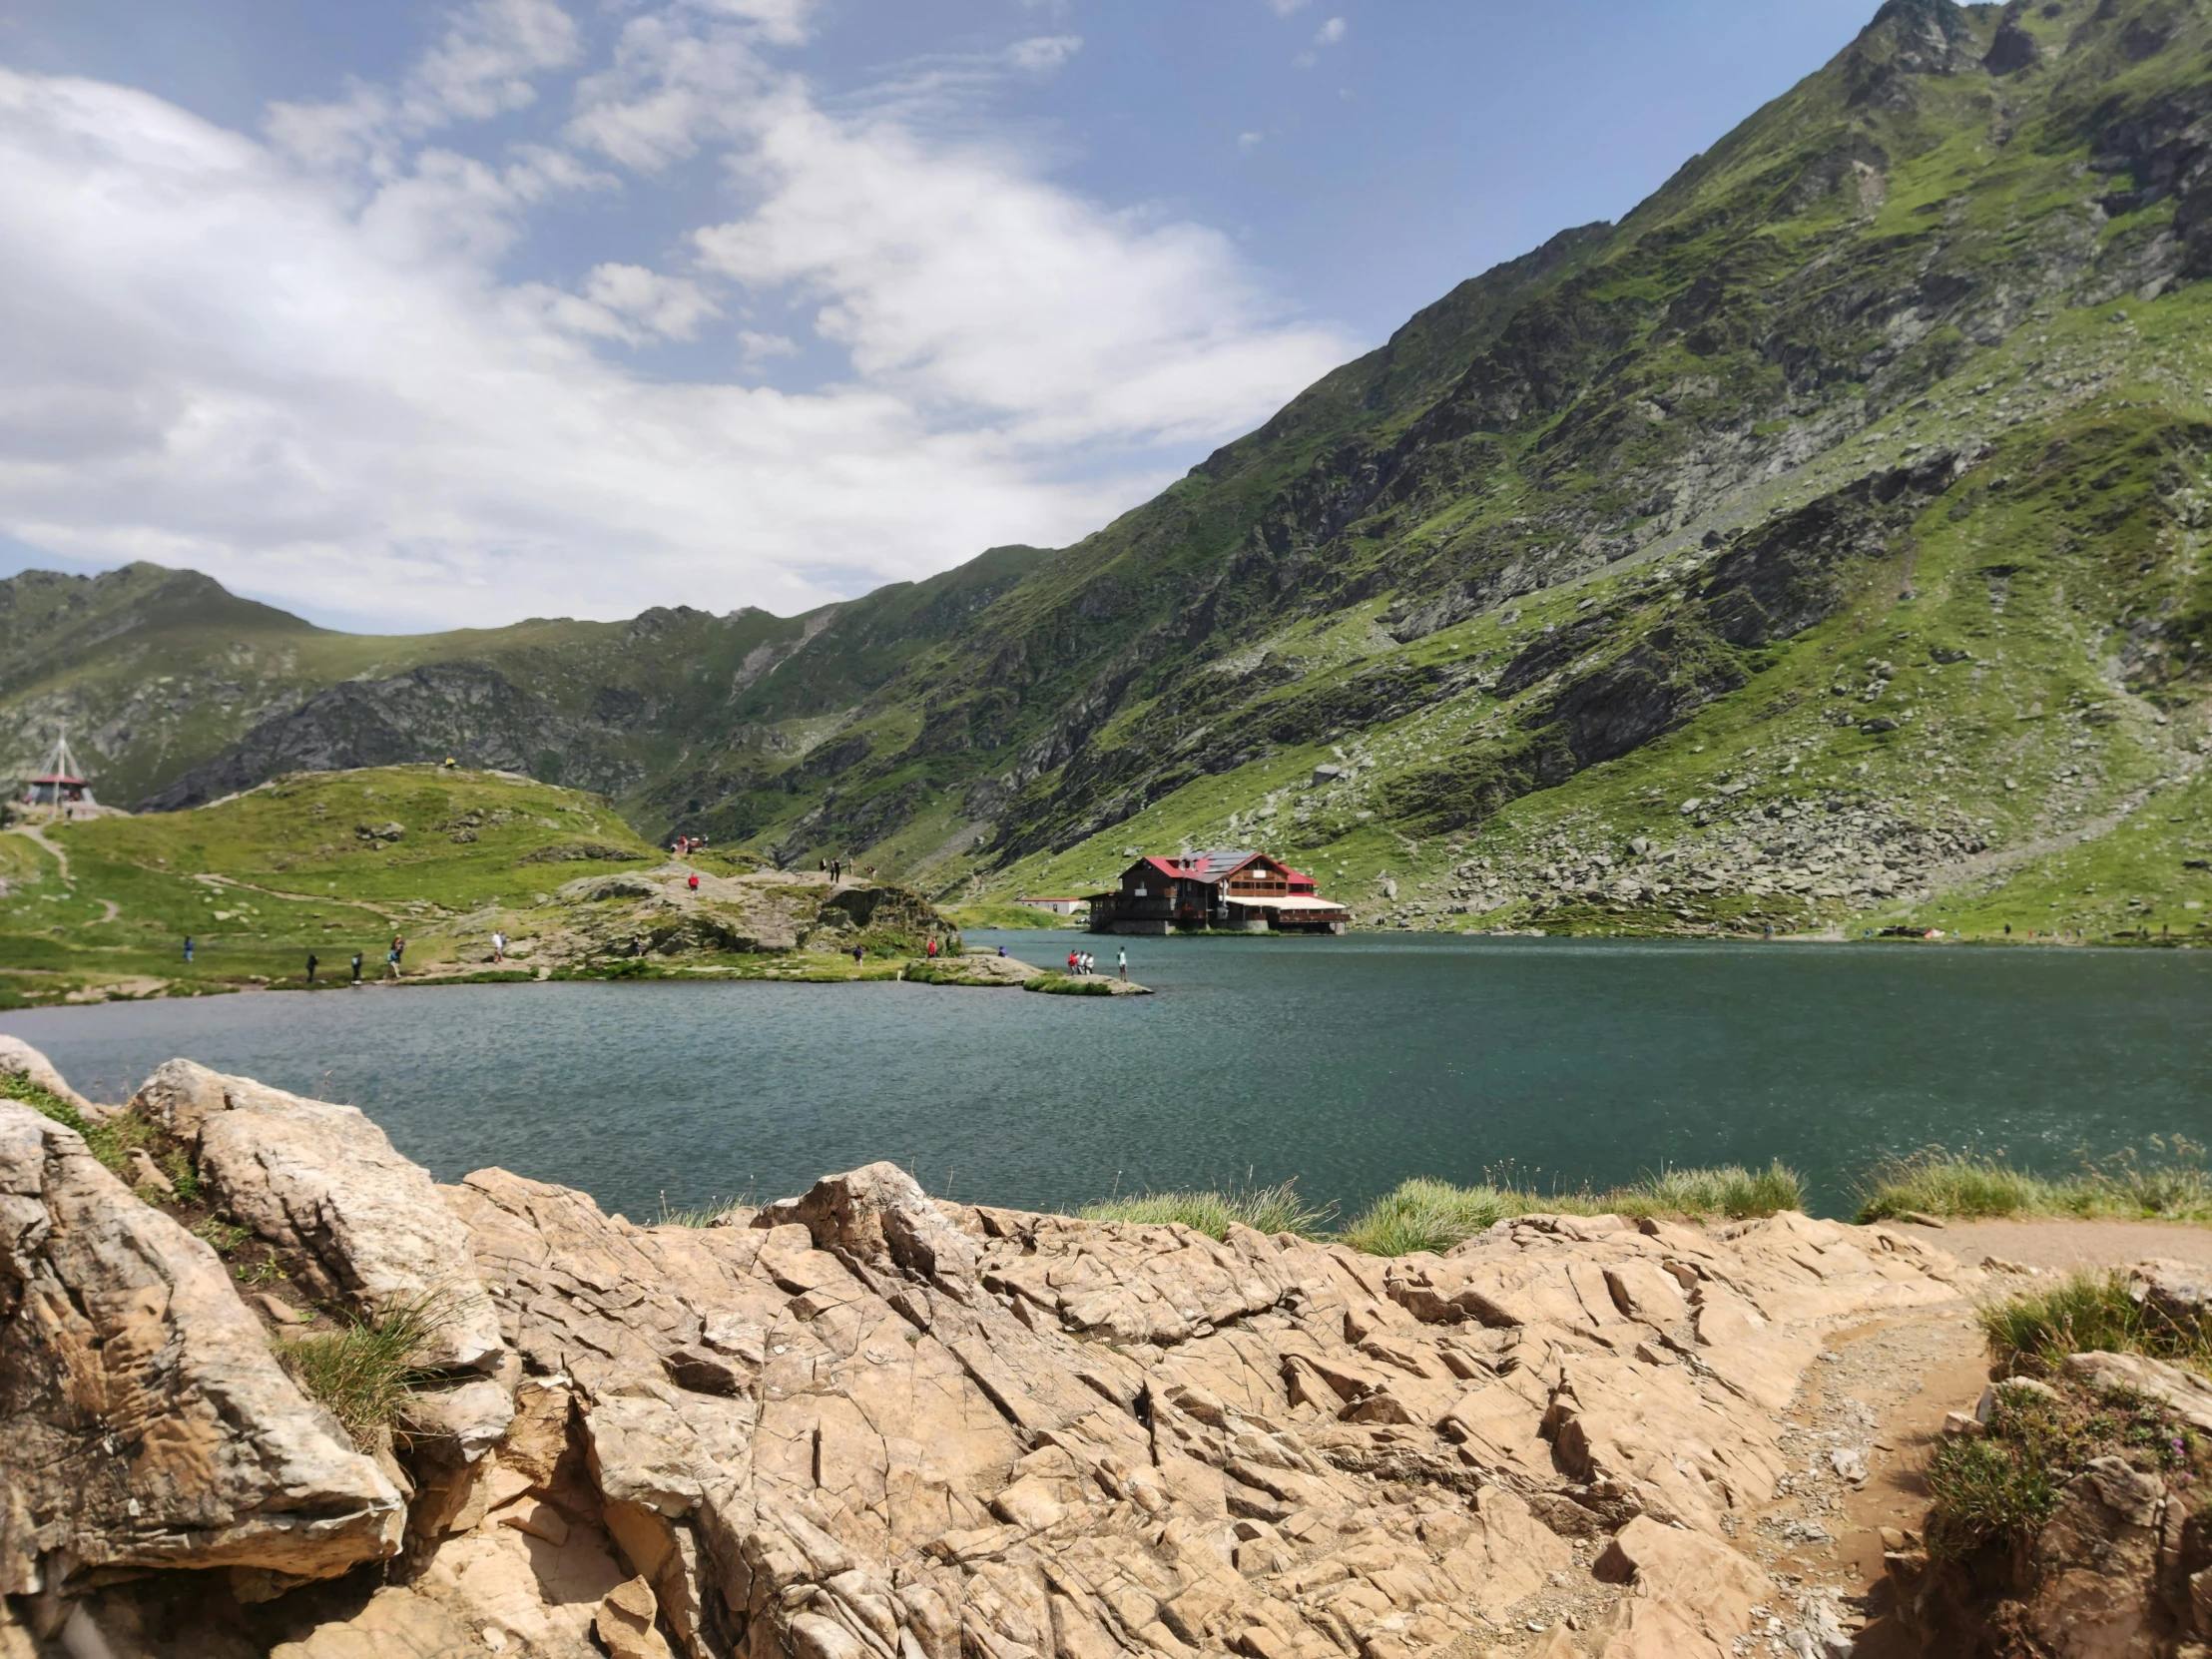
[5,1041,2208,1658]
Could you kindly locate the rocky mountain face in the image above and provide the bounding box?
[2,1041,2001,1659]
[7,0,2212,937]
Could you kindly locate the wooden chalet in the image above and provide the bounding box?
[1086,849,1349,935]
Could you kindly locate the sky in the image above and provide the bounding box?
[0,0,1881,634]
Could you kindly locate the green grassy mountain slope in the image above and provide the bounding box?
[662,0,2212,938]
[6,0,2209,943]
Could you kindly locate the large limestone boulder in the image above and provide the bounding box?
[130,1060,503,1372]
[0,1102,403,1595]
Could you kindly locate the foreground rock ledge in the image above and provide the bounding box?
[0,1102,403,1598]
[1,1047,1989,1659]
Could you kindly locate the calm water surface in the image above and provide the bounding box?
[4,933,2207,1220]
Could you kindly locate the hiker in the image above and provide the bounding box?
[926,937,938,958]
[387,935,405,979]
[852,944,863,965]
[183,934,194,964]
[350,950,363,983]
[687,873,700,891]
[491,930,506,963]
[998,944,1007,958]
[1117,946,1127,981]
[305,952,318,984]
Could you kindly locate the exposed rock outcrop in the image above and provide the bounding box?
[0,1099,403,1599]
[522,868,957,966]
[129,1060,505,1373]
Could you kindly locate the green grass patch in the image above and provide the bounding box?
[1857,1145,2212,1224]
[945,902,1078,929]
[1025,972,1122,995]
[654,1193,750,1227]
[1080,1178,1335,1240]
[1978,1269,2212,1376]
[1338,1162,1805,1256]
[1,1069,157,1180]
[276,1292,446,1451]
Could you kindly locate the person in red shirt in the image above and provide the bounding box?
[688,873,700,891]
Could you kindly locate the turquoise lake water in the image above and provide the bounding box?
[3,932,2207,1222]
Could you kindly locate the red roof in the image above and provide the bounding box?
[1127,850,1332,889]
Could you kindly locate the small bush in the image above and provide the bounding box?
[1081,1179,1334,1240]
[1927,1379,2202,1561]
[1337,1162,1805,1256]
[277,1293,444,1451]
[1980,1270,2212,1374]
[1925,1429,2063,1560]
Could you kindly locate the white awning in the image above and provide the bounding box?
[1231,894,1348,911]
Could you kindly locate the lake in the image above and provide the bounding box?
[4,932,2207,1223]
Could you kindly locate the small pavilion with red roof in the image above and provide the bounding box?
[1086,849,1348,934]
[19,734,97,817]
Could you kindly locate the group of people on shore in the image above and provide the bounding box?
[286,935,403,985]
[673,833,710,856]
[1066,945,1129,980]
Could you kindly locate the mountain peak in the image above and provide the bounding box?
[1844,0,1982,106]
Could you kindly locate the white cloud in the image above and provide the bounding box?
[739,329,801,363]
[1266,0,1313,14]
[267,0,582,174]
[1315,16,1348,45]
[1008,35,1083,74]
[0,9,1356,630]
[584,263,721,339]
[1237,131,1263,150]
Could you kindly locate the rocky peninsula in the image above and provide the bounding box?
[3,1042,2209,1658]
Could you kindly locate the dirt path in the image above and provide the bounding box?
[1734,1218,2209,1656]
[7,825,68,883]
[1918,1214,2212,1271]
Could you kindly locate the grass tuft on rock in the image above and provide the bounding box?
[1081,1179,1334,1241]
[2,1070,156,1180]
[276,1293,444,1451]
[1979,1270,2212,1376]
[1336,1163,1805,1256]
[1856,1145,2212,1224]
[654,1193,751,1228]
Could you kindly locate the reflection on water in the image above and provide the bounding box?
[4,932,2206,1221]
